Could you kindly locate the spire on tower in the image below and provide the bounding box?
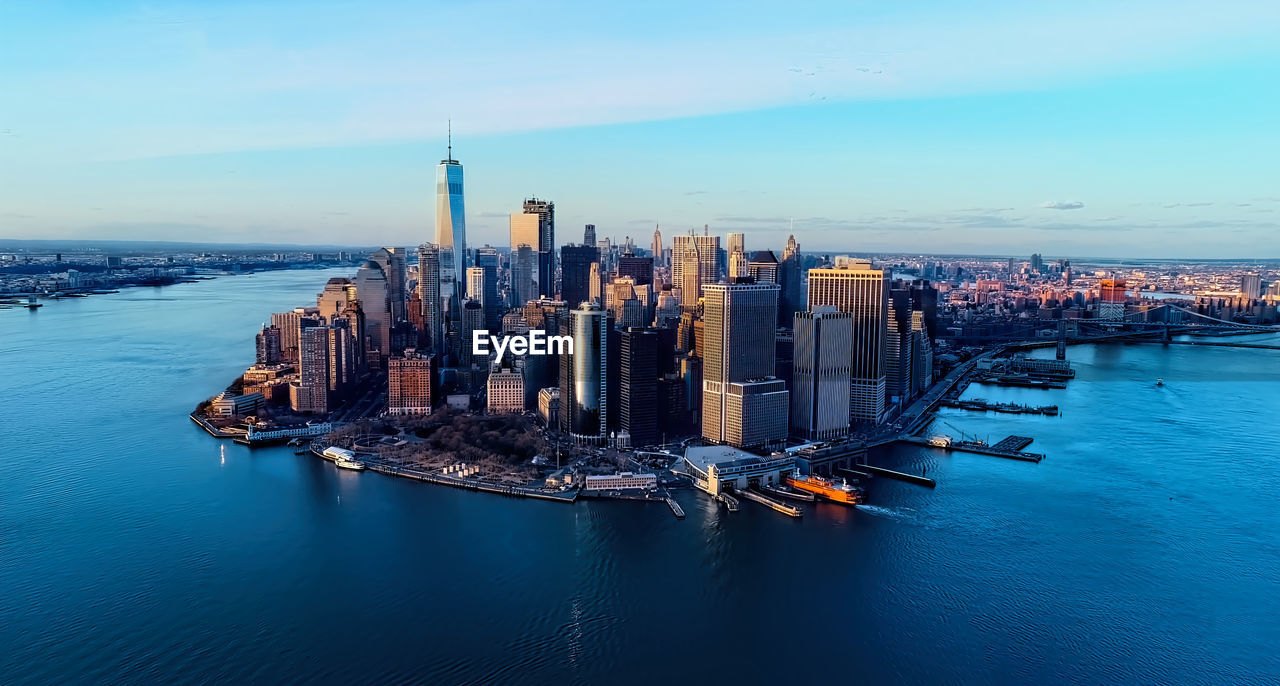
[447,119,452,162]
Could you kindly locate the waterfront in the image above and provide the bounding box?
[2,270,1278,684]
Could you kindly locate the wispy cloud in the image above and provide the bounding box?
[1040,201,1085,210]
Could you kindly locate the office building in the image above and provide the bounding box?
[672,232,719,305]
[511,245,538,308]
[726,232,745,257]
[791,308,853,440]
[474,247,501,330]
[583,223,596,246]
[748,250,779,284]
[778,235,802,327]
[651,227,663,267]
[291,318,330,413]
[512,198,555,298]
[371,247,407,324]
[354,259,391,366]
[436,131,467,298]
[560,244,598,310]
[618,255,654,286]
[388,350,433,415]
[487,367,525,413]
[1242,274,1263,298]
[417,244,445,354]
[255,325,282,365]
[808,260,889,424]
[1099,279,1127,320]
[620,327,660,447]
[459,299,484,369]
[559,302,608,444]
[701,282,788,450]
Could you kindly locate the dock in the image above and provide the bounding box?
[901,436,1045,463]
[740,489,804,517]
[665,497,686,519]
[940,398,1059,416]
[717,492,740,512]
[861,464,937,488]
[974,375,1067,389]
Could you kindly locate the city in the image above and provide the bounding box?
[5,1,1280,684]
[166,144,1278,518]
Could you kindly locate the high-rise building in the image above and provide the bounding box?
[728,251,748,280]
[748,250,779,284]
[701,282,788,450]
[388,350,433,415]
[583,223,596,246]
[559,302,607,444]
[474,246,501,330]
[371,247,407,324]
[436,128,467,298]
[589,262,603,304]
[317,277,356,319]
[560,245,598,310]
[511,245,538,308]
[672,232,720,304]
[416,244,445,354]
[517,198,555,298]
[620,327,660,447]
[778,236,803,328]
[486,368,524,413]
[791,308,853,440]
[726,232,745,257]
[651,227,663,267]
[354,259,391,366]
[1098,278,1127,320]
[808,260,889,424]
[617,255,654,286]
[255,325,282,365]
[291,317,330,413]
[1241,274,1262,298]
[885,287,916,409]
[326,319,357,400]
[459,299,484,369]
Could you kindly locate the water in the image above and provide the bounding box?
[3,270,1278,684]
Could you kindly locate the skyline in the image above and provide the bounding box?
[3,1,1280,257]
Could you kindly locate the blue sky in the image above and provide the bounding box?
[2,0,1279,258]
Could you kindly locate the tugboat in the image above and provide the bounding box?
[784,473,864,505]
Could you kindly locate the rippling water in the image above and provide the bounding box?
[2,270,1277,684]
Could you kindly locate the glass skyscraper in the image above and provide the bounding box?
[435,134,467,299]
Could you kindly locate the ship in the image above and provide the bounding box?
[785,473,863,504]
[334,456,365,471]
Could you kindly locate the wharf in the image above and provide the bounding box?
[974,376,1067,390]
[940,399,1059,416]
[861,464,937,488]
[666,497,686,519]
[717,492,740,512]
[900,436,1044,463]
[992,435,1035,452]
[740,489,803,517]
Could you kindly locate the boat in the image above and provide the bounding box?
[784,473,863,504]
[334,456,365,471]
[1156,378,1164,386]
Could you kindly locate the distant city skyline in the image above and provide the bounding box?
[3,1,1280,257]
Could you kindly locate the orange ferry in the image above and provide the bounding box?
[785,473,863,505]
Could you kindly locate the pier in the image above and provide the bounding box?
[665,497,686,519]
[740,489,804,517]
[717,492,740,512]
[900,436,1045,463]
[940,398,1059,416]
[861,464,937,488]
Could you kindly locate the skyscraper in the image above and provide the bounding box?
[651,226,663,267]
[291,317,330,413]
[583,223,596,246]
[621,327,660,447]
[511,245,537,308]
[371,247,408,324]
[560,244,598,310]
[255,325,282,365]
[617,255,654,286]
[459,299,484,369]
[1241,273,1262,298]
[672,232,720,304]
[808,260,889,424]
[701,282,788,450]
[885,286,916,409]
[520,198,555,298]
[778,235,802,327]
[354,259,391,366]
[436,127,467,298]
[388,349,432,416]
[748,250,779,284]
[474,246,501,331]
[417,244,445,355]
[726,232,745,257]
[559,302,608,444]
[728,251,748,280]
[792,307,853,440]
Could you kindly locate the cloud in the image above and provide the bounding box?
[1040,201,1085,210]
[683,190,708,196]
